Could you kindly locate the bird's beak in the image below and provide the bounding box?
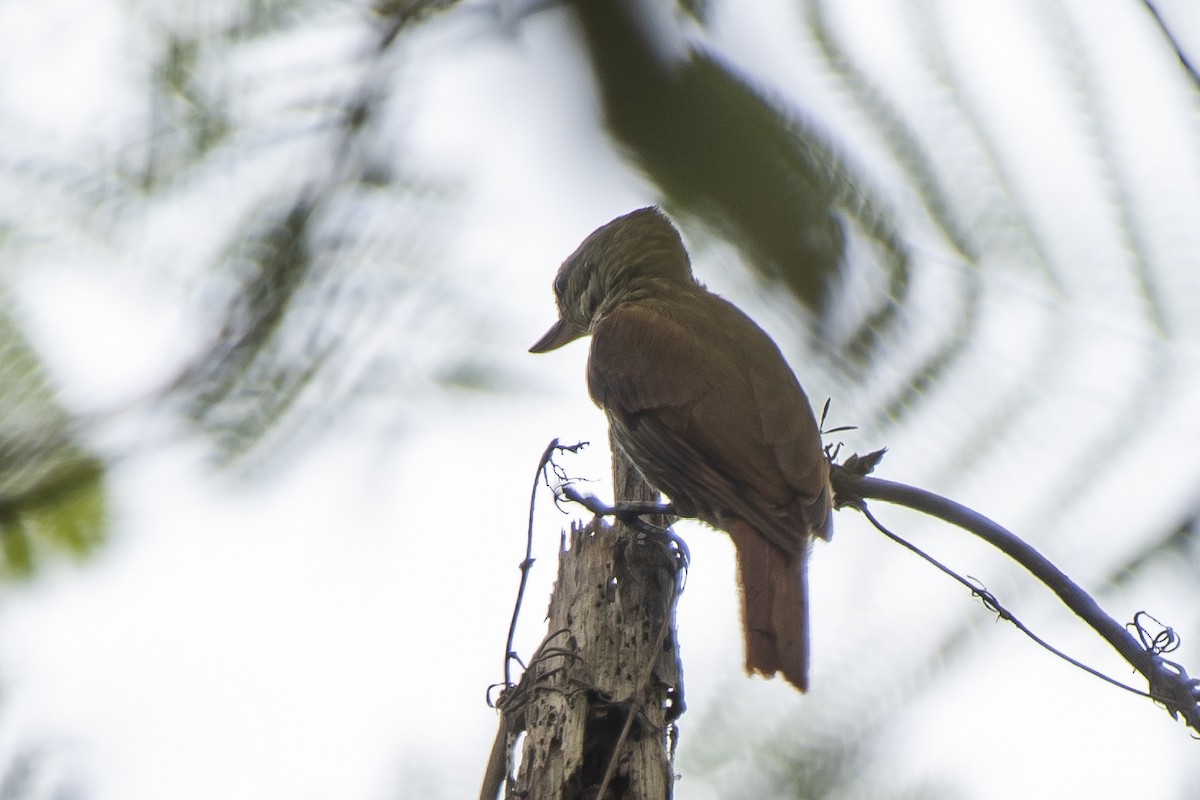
[529,318,587,353]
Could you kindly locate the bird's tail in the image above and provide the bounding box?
[727,520,810,692]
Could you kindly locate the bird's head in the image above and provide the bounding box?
[529,207,693,353]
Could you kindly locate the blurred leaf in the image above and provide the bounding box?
[0,313,106,578]
[570,0,909,318]
[176,198,318,444]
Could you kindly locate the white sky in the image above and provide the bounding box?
[0,1,1197,799]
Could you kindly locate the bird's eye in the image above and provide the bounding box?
[554,269,570,297]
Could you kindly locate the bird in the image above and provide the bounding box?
[529,206,832,692]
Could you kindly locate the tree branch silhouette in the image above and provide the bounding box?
[831,453,1200,734]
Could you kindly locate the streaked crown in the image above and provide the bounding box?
[553,207,693,329]
[529,207,694,353]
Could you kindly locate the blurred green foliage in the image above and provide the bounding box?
[0,313,106,579]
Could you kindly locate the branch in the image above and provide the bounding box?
[500,439,590,686]
[550,446,1200,736]
[830,457,1200,734]
[556,486,693,572]
[1142,0,1200,94]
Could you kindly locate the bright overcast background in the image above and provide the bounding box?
[0,0,1198,798]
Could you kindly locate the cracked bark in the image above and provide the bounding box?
[510,432,684,800]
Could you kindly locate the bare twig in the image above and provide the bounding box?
[482,440,589,800]
[558,484,671,530]
[831,460,1200,734]
[504,439,587,686]
[858,504,1158,700]
[557,485,691,570]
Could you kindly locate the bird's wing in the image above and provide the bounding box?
[588,296,829,551]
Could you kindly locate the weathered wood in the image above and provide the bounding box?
[507,436,684,799]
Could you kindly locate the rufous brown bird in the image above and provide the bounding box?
[530,207,832,692]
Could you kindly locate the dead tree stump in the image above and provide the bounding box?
[506,434,684,799]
